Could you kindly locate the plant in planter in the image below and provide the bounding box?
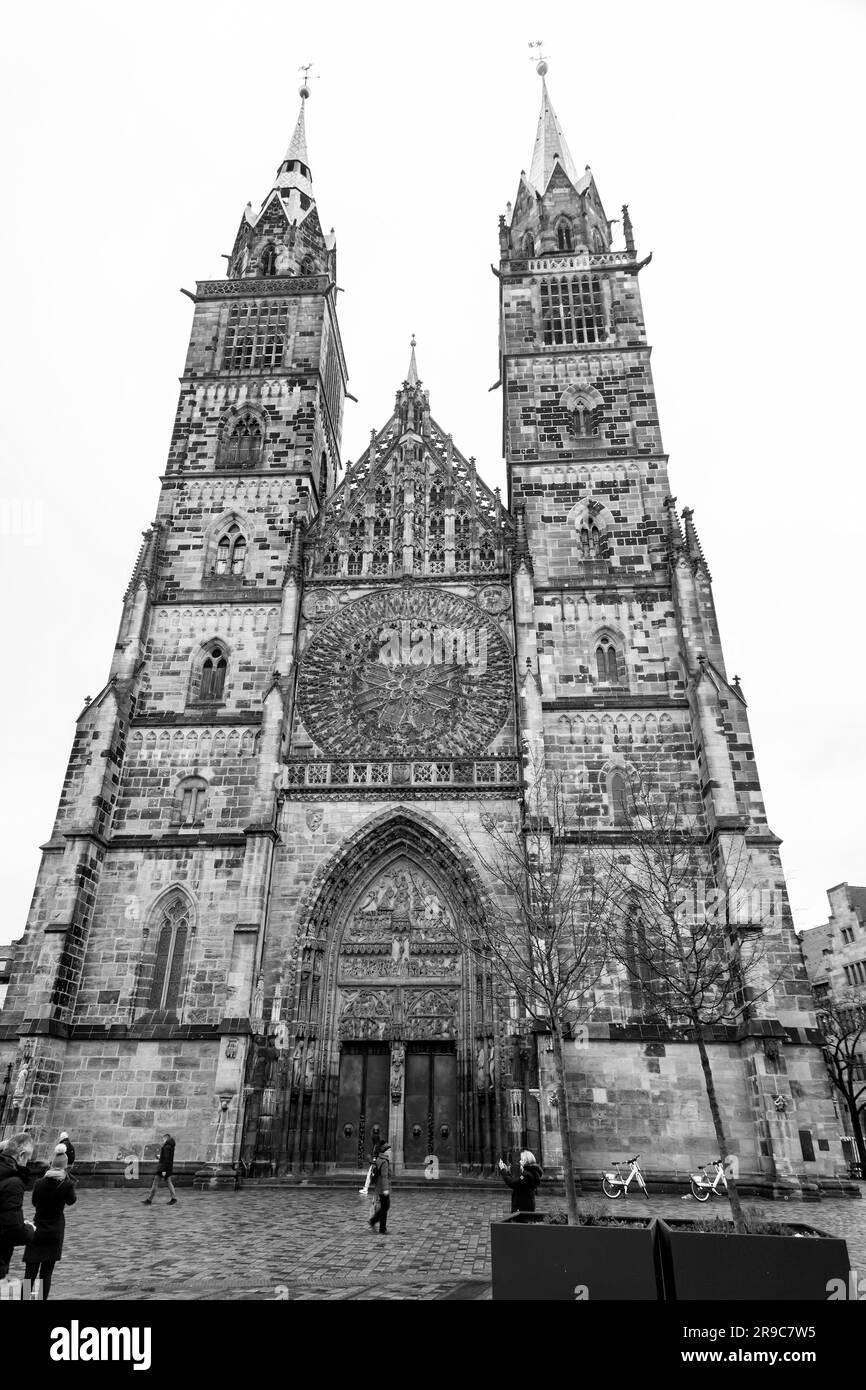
[656,1206,851,1301]
[491,1201,662,1301]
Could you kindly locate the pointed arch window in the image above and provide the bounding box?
[147,893,191,1014]
[455,546,471,573]
[375,486,392,508]
[220,412,264,469]
[372,547,389,576]
[213,522,247,577]
[347,549,363,576]
[348,517,365,542]
[595,635,620,685]
[322,548,339,577]
[624,905,666,1017]
[260,243,277,276]
[199,645,228,702]
[522,233,535,258]
[373,512,390,541]
[429,546,445,574]
[556,219,574,251]
[479,543,496,571]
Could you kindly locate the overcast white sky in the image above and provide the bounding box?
[1,0,863,946]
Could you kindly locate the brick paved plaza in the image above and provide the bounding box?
[7,1185,865,1301]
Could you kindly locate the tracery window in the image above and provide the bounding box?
[213,522,247,576]
[147,893,191,1013]
[198,645,228,702]
[556,219,574,251]
[579,519,602,558]
[219,412,264,469]
[595,636,619,685]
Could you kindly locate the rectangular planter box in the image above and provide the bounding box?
[656,1218,851,1302]
[491,1212,661,1301]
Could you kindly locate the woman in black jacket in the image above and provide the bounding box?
[23,1148,77,1299]
[0,1131,35,1278]
[498,1149,544,1213]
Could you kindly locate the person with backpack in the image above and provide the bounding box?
[22,1146,77,1299]
[367,1139,392,1235]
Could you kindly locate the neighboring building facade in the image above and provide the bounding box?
[0,73,841,1188]
[801,884,866,1171]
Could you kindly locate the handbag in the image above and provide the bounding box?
[368,1193,381,1221]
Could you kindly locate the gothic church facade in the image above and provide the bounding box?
[0,77,839,1188]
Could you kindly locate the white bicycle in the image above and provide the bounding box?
[602,1154,648,1199]
[689,1158,728,1202]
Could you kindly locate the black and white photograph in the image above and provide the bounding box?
[0,0,864,1353]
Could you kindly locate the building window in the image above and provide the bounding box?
[841,926,856,945]
[223,303,286,372]
[595,636,619,684]
[322,548,339,577]
[610,770,631,825]
[455,546,470,572]
[347,549,363,576]
[429,547,445,574]
[175,776,207,826]
[479,543,496,571]
[844,962,866,987]
[556,219,574,251]
[147,893,191,1013]
[220,412,264,469]
[372,547,389,575]
[198,645,228,702]
[540,275,606,346]
[213,522,246,577]
[522,233,534,258]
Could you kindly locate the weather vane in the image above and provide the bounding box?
[298,62,318,99]
[528,40,549,76]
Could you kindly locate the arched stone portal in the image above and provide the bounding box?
[248,811,507,1175]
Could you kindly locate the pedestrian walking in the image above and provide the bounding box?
[56,1131,75,1170]
[367,1138,392,1234]
[359,1139,380,1197]
[22,1146,77,1299]
[0,1131,35,1278]
[498,1149,543,1214]
[142,1132,178,1205]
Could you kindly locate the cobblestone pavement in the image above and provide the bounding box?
[8,1185,864,1301]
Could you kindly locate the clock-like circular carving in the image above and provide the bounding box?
[297,588,512,758]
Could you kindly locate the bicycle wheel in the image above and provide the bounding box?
[602,1176,622,1199]
[690,1178,710,1202]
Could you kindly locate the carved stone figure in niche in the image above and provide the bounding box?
[252,974,265,1020]
[273,1020,290,1052]
[290,1039,303,1089]
[390,1043,405,1102]
[476,1042,486,1091]
[304,1049,315,1090]
[488,1040,496,1089]
[12,1060,30,1102]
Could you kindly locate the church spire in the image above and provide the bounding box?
[407,334,419,387]
[528,67,579,194]
[273,87,314,201]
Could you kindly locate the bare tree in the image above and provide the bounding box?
[597,774,786,1234]
[816,994,866,1176]
[461,767,610,1224]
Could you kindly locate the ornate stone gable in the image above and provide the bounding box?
[303,394,514,581]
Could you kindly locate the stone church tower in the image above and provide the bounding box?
[0,75,839,1190]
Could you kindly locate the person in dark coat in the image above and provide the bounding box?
[367,1138,391,1234]
[0,1131,35,1278]
[498,1149,544,1213]
[142,1132,178,1205]
[22,1148,76,1299]
[56,1131,75,1170]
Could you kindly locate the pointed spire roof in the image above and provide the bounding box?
[407,335,419,386]
[528,76,579,194]
[282,96,310,170]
